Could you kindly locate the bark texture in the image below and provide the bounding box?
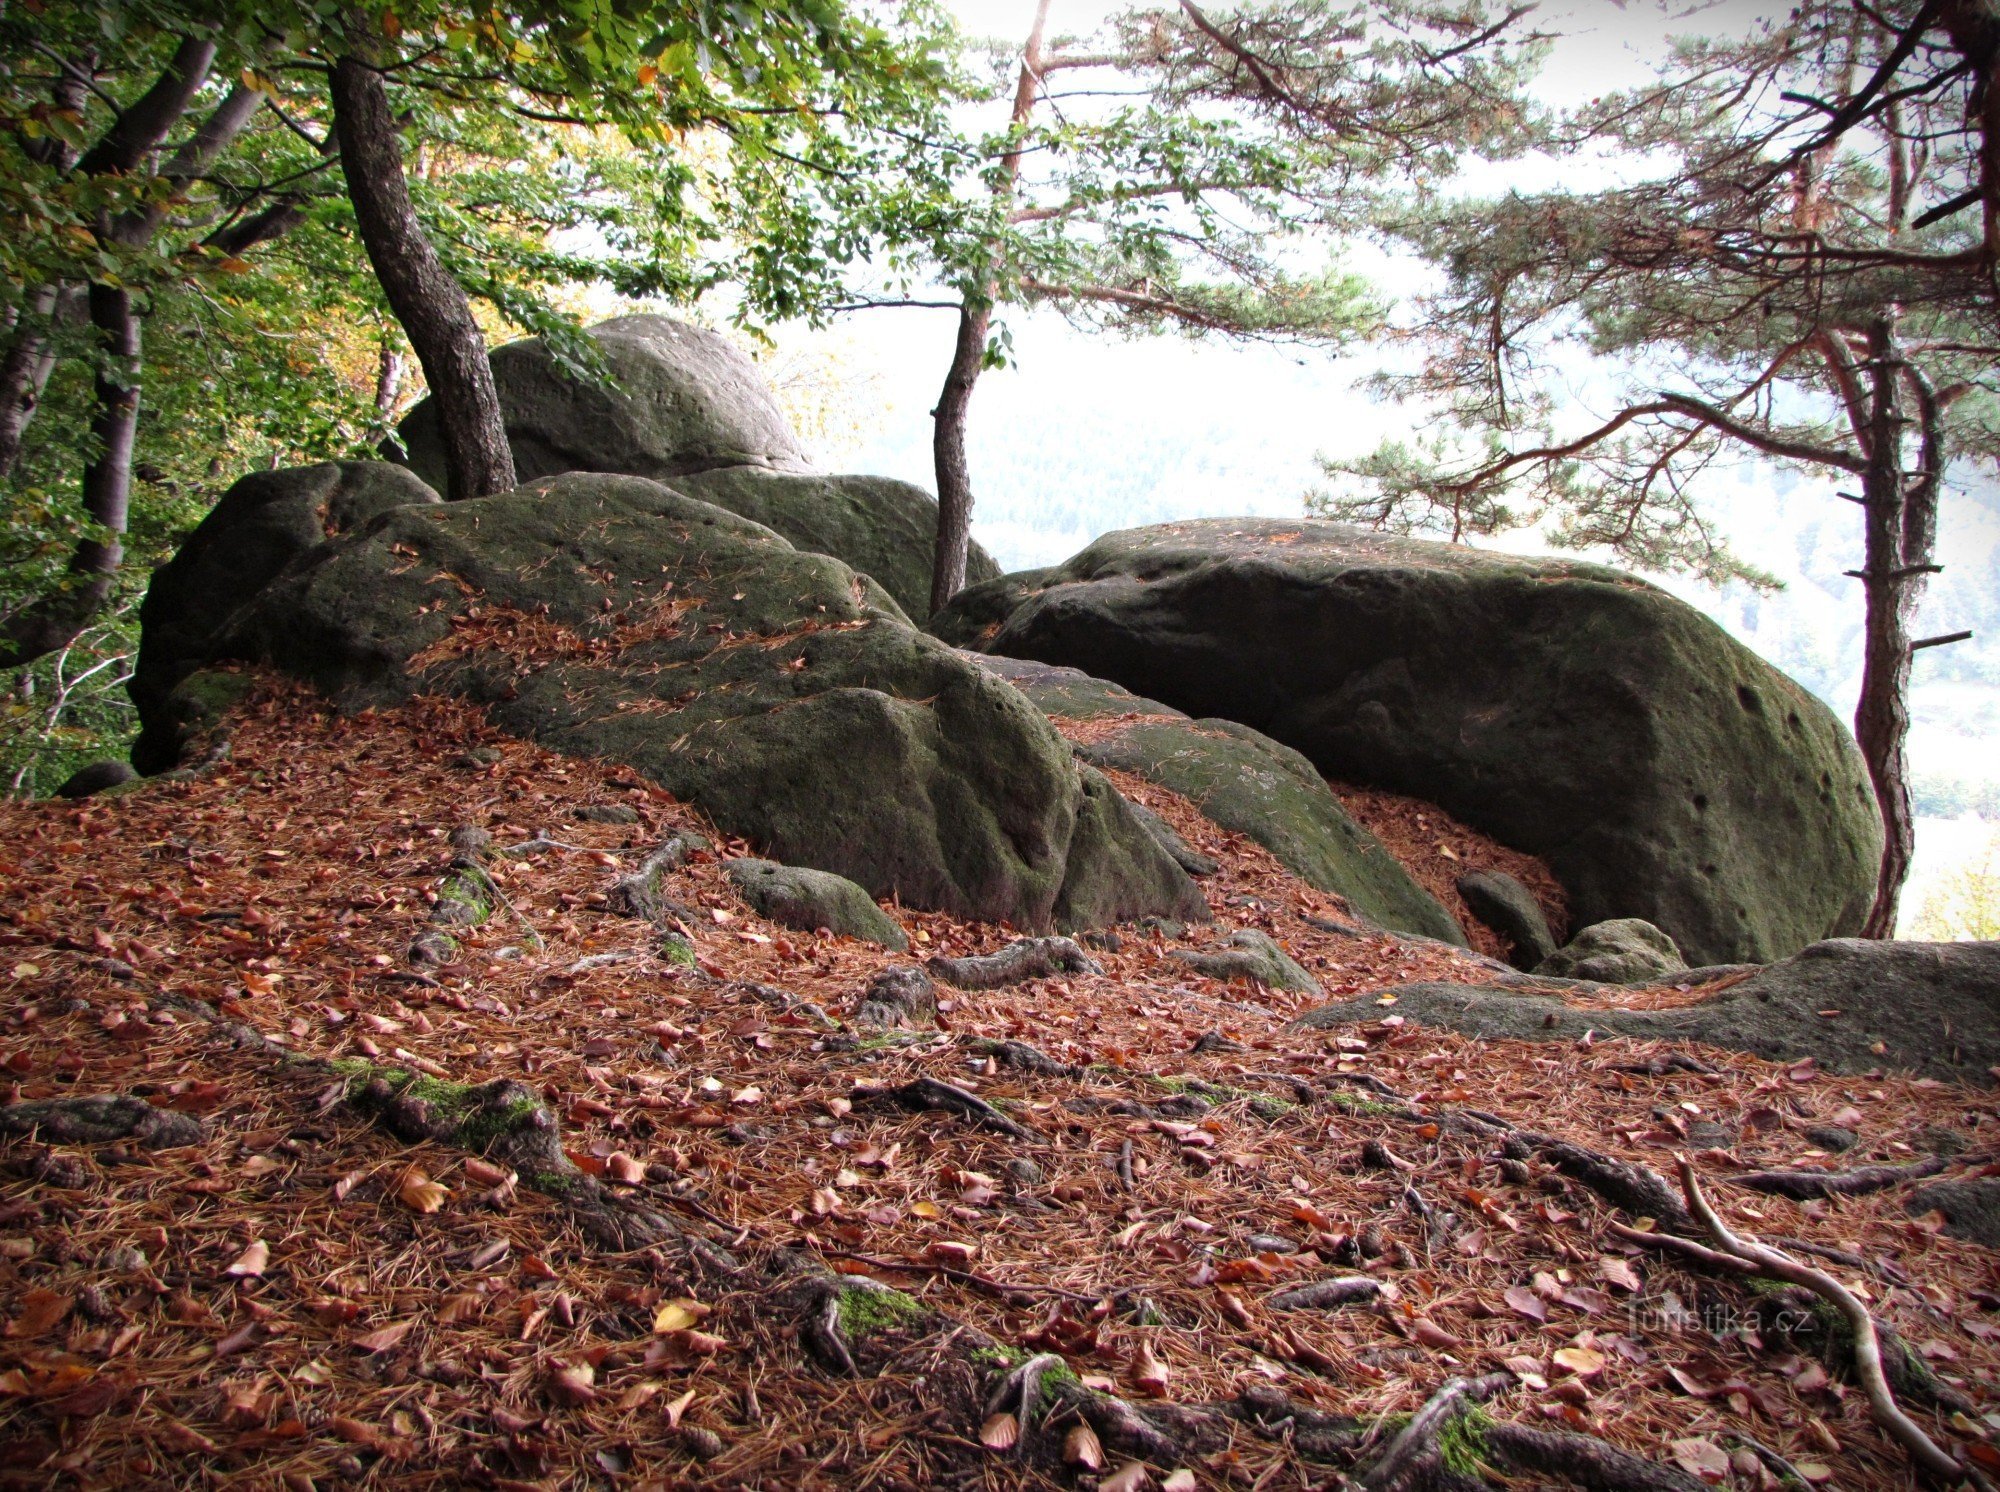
[1854,317,1940,937]
[927,0,1050,613]
[329,53,514,501]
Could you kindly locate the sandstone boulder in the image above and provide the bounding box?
[131,461,440,726]
[395,315,998,618]
[134,468,1204,933]
[935,518,1880,965]
[1297,938,2000,1084]
[966,655,1463,944]
[1536,918,1686,985]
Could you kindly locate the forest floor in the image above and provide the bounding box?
[0,679,1996,1491]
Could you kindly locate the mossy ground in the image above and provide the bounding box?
[837,1284,930,1336]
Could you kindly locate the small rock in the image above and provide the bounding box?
[1455,869,1558,970]
[1920,1124,1969,1157]
[1534,918,1687,986]
[448,824,493,857]
[575,804,639,824]
[1687,1121,1735,1149]
[725,859,908,951]
[1908,1177,2000,1248]
[1005,1159,1044,1187]
[1804,1125,1857,1153]
[451,747,503,770]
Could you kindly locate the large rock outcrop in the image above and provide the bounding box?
[968,656,1463,944]
[674,467,999,622]
[131,460,441,724]
[397,315,811,494]
[133,469,1205,933]
[394,314,997,618]
[934,518,1881,966]
[1297,938,2000,1085]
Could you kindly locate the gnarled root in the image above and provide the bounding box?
[928,936,1100,990]
[0,1094,202,1149]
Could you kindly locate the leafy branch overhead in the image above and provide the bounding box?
[1310,0,1999,938]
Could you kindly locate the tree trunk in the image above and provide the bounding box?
[929,303,990,617]
[926,0,1052,613]
[0,43,220,665]
[329,53,514,501]
[0,286,138,669]
[0,286,65,480]
[1854,320,1922,938]
[0,60,95,481]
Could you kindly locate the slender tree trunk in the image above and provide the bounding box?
[1855,320,1923,938]
[0,42,218,667]
[0,286,65,479]
[0,287,139,669]
[329,53,514,500]
[929,303,990,615]
[0,60,94,481]
[926,0,1051,613]
[375,342,405,418]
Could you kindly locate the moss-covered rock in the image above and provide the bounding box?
[1052,766,1211,929]
[396,314,813,496]
[1456,869,1558,969]
[132,667,259,776]
[726,858,909,949]
[1536,917,1686,985]
[53,760,136,799]
[967,655,1462,944]
[935,518,1880,966]
[675,467,998,623]
[130,460,440,735]
[136,469,1197,932]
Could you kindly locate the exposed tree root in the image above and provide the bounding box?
[1510,1131,1693,1231]
[152,989,687,1250]
[1360,1372,1510,1490]
[854,965,936,1030]
[0,1093,203,1149]
[1676,1160,1991,1490]
[856,1074,1037,1138]
[969,1036,1082,1077]
[603,834,700,922]
[1730,1154,1948,1199]
[928,936,1101,989]
[1482,1423,1707,1492]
